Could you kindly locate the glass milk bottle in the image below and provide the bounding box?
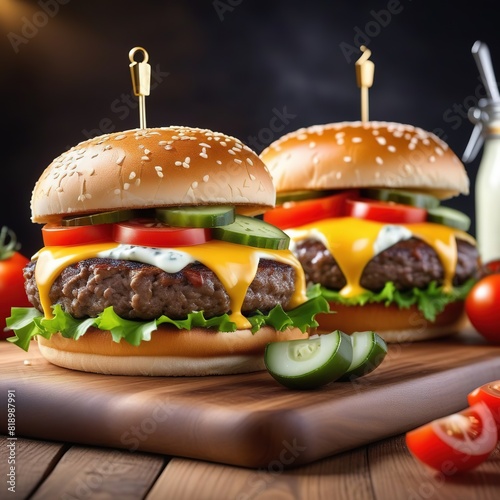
[474,117,500,263]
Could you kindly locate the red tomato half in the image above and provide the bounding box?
[465,274,500,344]
[42,223,114,246]
[264,190,358,229]
[114,219,211,247]
[468,382,500,435]
[406,403,498,472]
[345,198,427,224]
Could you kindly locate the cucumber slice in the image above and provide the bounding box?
[426,206,471,231]
[362,188,440,209]
[62,209,137,226]
[212,215,290,250]
[264,330,353,389]
[276,190,333,205]
[338,331,388,381]
[156,206,235,228]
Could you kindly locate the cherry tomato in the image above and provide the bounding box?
[405,403,498,472]
[345,198,427,224]
[468,381,500,435]
[264,191,357,229]
[42,223,114,246]
[465,274,500,344]
[484,259,500,274]
[0,227,31,339]
[114,219,211,247]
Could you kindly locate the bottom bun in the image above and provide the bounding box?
[314,301,467,343]
[36,324,307,376]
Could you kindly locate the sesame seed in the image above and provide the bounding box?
[116,154,125,166]
[435,147,444,156]
[297,134,308,140]
[114,189,121,195]
[141,156,150,161]
[216,160,222,164]
[184,157,191,163]
[199,142,211,148]
[408,143,416,150]
[246,158,253,166]
[234,158,242,164]
[114,134,127,141]
[175,161,182,166]
[387,145,396,153]
[183,162,189,169]
[352,137,362,143]
[343,156,351,163]
[192,181,198,188]
[144,149,151,155]
[376,136,387,145]
[203,175,209,182]
[181,136,189,140]
[200,152,208,159]
[129,172,136,179]
[309,141,316,148]
[165,145,173,150]
[228,150,236,155]
[220,141,227,147]
[155,166,163,172]
[429,156,436,163]
[375,156,383,165]
[250,174,256,180]
[124,183,130,190]
[159,140,168,146]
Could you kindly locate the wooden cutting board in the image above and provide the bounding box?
[1,330,500,469]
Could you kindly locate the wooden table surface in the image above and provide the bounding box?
[1,433,499,500]
[2,332,500,499]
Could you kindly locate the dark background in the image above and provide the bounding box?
[1,0,499,258]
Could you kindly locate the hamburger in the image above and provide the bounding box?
[260,121,481,343]
[7,126,328,375]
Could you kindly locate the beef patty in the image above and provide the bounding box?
[294,237,480,292]
[24,258,296,321]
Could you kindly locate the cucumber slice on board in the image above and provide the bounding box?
[338,331,388,381]
[362,188,440,209]
[426,206,471,231]
[212,215,290,250]
[156,206,235,228]
[264,330,353,389]
[62,209,137,226]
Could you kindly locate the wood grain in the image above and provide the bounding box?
[147,446,373,500]
[1,330,500,468]
[29,445,166,500]
[0,436,67,499]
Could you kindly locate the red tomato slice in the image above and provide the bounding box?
[264,190,358,229]
[468,382,500,436]
[345,198,427,224]
[114,219,211,247]
[405,403,498,472]
[42,223,114,246]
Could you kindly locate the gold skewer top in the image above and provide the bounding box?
[129,46,151,129]
[355,46,375,123]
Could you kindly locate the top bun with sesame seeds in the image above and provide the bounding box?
[260,121,469,199]
[31,126,275,223]
[260,121,480,344]
[11,126,328,377]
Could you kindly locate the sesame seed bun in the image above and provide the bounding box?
[260,121,469,199]
[36,324,307,376]
[32,126,275,223]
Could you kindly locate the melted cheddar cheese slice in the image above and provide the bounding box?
[33,240,308,329]
[287,217,476,298]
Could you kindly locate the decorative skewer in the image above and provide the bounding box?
[355,46,375,123]
[129,46,152,129]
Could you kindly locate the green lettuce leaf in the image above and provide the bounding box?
[317,279,475,322]
[6,294,330,352]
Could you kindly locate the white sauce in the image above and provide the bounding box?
[373,225,412,255]
[97,245,196,273]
